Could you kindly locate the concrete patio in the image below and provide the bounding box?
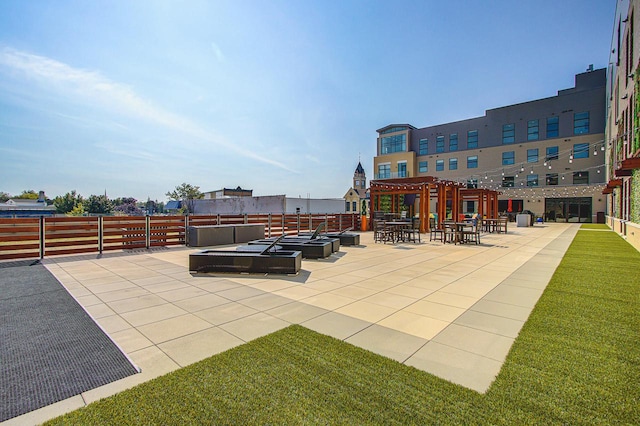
[6,222,579,425]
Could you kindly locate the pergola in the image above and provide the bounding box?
[369,177,465,233]
[461,188,501,220]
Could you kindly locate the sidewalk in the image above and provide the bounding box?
[6,222,579,425]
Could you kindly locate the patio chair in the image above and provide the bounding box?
[496,216,508,233]
[374,220,393,243]
[403,218,421,243]
[443,221,458,244]
[429,218,445,243]
[461,223,481,245]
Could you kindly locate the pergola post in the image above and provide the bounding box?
[420,183,428,233]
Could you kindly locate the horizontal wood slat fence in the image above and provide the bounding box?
[0,213,360,261]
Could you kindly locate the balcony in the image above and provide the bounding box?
[375,171,411,180]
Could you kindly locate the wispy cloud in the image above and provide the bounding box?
[94,141,157,161]
[0,47,295,172]
[211,41,225,63]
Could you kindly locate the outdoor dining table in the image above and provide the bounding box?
[384,221,412,243]
[443,221,475,244]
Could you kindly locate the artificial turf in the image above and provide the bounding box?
[46,227,639,425]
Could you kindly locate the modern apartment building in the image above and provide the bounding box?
[605,0,640,250]
[374,68,607,222]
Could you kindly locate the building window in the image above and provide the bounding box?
[546,173,558,186]
[449,133,458,151]
[436,159,444,171]
[345,201,350,211]
[573,171,589,184]
[502,151,515,165]
[573,143,589,159]
[377,163,390,179]
[546,146,559,161]
[380,133,406,154]
[381,126,408,134]
[527,120,539,141]
[397,162,407,178]
[527,174,539,187]
[352,201,357,212]
[449,158,458,170]
[574,112,590,135]
[436,136,445,153]
[502,176,515,187]
[467,130,478,149]
[467,155,478,169]
[547,116,559,138]
[527,148,539,163]
[418,161,428,173]
[419,138,428,155]
[502,123,515,144]
[467,178,477,189]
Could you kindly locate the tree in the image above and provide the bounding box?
[54,190,84,214]
[85,194,113,215]
[114,197,144,216]
[15,190,39,199]
[145,198,162,215]
[0,192,10,202]
[166,183,203,214]
[69,203,85,216]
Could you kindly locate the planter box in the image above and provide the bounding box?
[233,224,265,243]
[188,225,234,247]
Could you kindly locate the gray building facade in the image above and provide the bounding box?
[374,68,607,222]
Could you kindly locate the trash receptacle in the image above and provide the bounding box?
[516,214,530,227]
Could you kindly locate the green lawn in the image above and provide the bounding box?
[47,227,640,425]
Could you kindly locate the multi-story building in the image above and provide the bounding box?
[605,0,640,251]
[374,68,607,222]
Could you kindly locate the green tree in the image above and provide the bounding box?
[0,192,10,202]
[85,194,113,215]
[54,190,84,214]
[15,190,39,199]
[166,183,203,214]
[114,197,144,216]
[69,203,85,216]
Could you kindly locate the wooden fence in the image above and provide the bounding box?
[0,213,360,261]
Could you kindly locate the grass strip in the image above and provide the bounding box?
[46,229,640,425]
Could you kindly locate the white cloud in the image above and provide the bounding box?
[94,141,157,161]
[0,47,296,172]
[211,41,225,63]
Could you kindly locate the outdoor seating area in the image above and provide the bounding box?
[373,217,421,244]
[5,223,629,424]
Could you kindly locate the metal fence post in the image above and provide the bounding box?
[185,215,190,246]
[98,216,103,254]
[39,216,45,259]
[145,215,150,249]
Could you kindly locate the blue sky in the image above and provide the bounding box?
[0,0,615,202]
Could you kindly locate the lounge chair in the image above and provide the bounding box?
[260,223,340,252]
[245,237,333,259]
[298,226,360,246]
[189,235,302,274]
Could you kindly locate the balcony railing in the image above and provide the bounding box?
[375,171,411,180]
